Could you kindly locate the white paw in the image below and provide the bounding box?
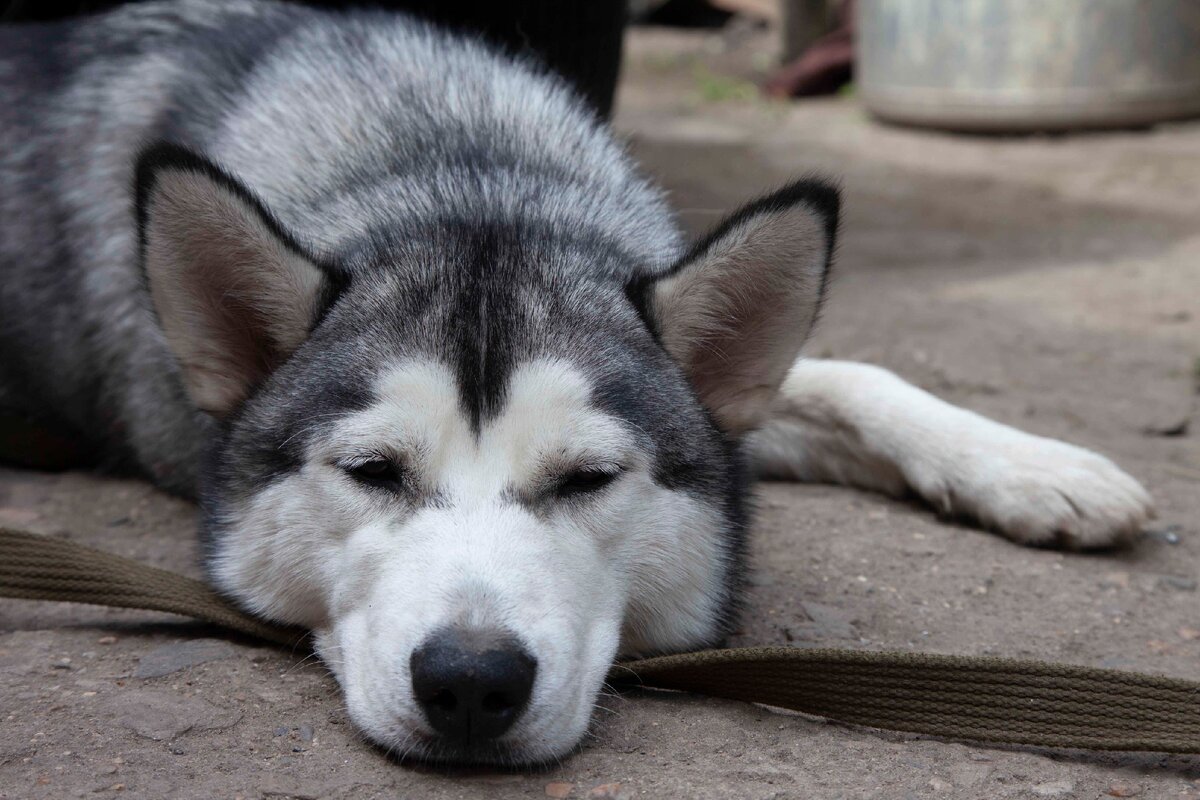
[904,430,1155,549]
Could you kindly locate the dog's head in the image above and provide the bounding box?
[136,144,837,764]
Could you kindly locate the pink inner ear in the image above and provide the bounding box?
[182,258,279,388]
[155,233,284,414]
[653,203,829,435]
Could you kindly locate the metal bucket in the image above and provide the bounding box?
[857,0,1200,132]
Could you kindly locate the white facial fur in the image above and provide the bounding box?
[209,357,729,762]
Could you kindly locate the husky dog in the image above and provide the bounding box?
[0,0,1154,765]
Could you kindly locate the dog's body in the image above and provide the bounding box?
[0,0,1153,765]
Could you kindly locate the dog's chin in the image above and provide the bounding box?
[353,705,593,768]
[375,731,580,769]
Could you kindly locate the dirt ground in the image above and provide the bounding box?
[3,24,1200,800]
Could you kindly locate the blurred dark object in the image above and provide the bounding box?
[765,0,853,98]
[0,0,626,117]
[857,0,1200,133]
[2,0,108,16]
[636,0,733,29]
[780,0,833,61]
[0,411,96,471]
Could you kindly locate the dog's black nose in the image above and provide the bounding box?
[410,628,537,744]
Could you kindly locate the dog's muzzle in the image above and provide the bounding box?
[410,627,538,746]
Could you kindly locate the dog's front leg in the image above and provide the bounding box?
[746,360,1154,548]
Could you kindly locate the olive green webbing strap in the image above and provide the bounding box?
[0,526,303,647]
[2,526,1198,753]
[610,648,1200,753]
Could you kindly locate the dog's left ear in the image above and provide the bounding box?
[644,179,839,435]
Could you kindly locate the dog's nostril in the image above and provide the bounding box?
[410,627,537,745]
[430,688,457,712]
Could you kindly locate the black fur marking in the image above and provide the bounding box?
[622,272,660,343]
[684,176,840,272]
[624,176,842,337]
[442,223,520,433]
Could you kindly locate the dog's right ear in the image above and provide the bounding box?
[136,144,340,417]
[634,179,839,435]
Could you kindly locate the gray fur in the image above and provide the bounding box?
[0,0,682,493]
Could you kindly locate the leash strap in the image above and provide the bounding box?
[0,527,303,647]
[611,648,1200,753]
[2,526,1198,753]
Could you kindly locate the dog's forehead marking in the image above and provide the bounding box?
[344,357,636,495]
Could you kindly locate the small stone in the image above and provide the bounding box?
[787,601,859,641]
[1107,784,1141,797]
[103,689,241,741]
[1100,571,1130,590]
[273,726,288,736]
[928,777,952,792]
[133,640,237,679]
[1032,780,1075,797]
[545,783,573,799]
[1145,526,1182,545]
[97,636,118,646]
[588,784,630,800]
[1159,576,1197,592]
[1180,627,1200,641]
[297,724,314,742]
[52,659,73,670]
[1141,418,1190,438]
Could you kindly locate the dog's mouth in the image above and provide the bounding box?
[378,728,563,769]
[319,614,618,767]
[356,681,596,768]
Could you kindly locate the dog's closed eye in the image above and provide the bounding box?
[554,466,622,500]
[343,457,406,492]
